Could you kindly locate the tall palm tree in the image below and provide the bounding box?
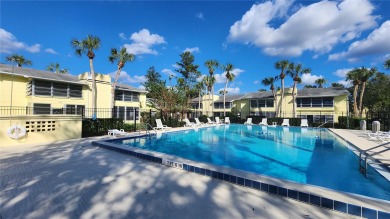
[203,75,215,115]
[6,54,32,67]
[108,47,135,108]
[275,60,289,116]
[384,59,390,70]
[47,62,68,74]
[314,77,327,88]
[261,77,278,117]
[287,63,311,118]
[71,35,101,116]
[346,68,363,117]
[221,63,235,117]
[359,67,376,117]
[205,60,219,116]
[194,80,205,117]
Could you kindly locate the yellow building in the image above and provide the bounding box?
[191,87,349,123]
[0,64,147,146]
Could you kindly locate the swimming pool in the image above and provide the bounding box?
[109,124,390,201]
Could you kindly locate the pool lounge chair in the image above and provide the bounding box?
[207,118,215,124]
[108,129,128,137]
[366,131,390,142]
[195,118,205,126]
[215,117,221,124]
[154,119,171,131]
[244,118,253,125]
[259,118,268,126]
[224,117,230,124]
[184,118,196,127]
[301,119,309,127]
[281,119,290,126]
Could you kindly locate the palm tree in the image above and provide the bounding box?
[108,47,135,108]
[205,60,219,116]
[203,75,215,115]
[346,68,363,117]
[261,76,278,117]
[5,54,32,67]
[194,80,205,117]
[304,85,317,88]
[359,67,376,117]
[71,35,101,116]
[331,82,345,88]
[315,77,327,88]
[384,59,390,70]
[275,60,289,116]
[287,63,311,118]
[221,63,235,117]
[47,62,68,74]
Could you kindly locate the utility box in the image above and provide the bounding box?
[360,120,366,130]
[372,121,380,132]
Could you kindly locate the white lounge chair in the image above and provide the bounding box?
[366,131,390,142]
[195,118,205,126]
[244,118,253,125]
[215,117,221,124]
[207,118,215,124]
[154,119,171,131]
[108,129,128,137]
[259,118,268,126]
[224,117,230,124]
[281,119,290,126]
[184,118,196,127]
[301,119,309,127]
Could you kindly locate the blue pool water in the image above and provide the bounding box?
[111,124,390,201]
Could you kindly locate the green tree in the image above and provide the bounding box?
[331,82,345,88]
[287,63,311,118]
[346,68,363,117]
[71,35,101,115]
[221,63,235,116]
[5,54,32,67]
[314,77,327,88]
[205,60,219,116]
[363,72,390,111]
[108,47,135,108]
[203,75,216,115]
[47,62,68,74]
[358,67,376,117]
[261,76,279,117]
[384,59,390,70]
[143,66,163,98]
[304,85,317,88]
[275,60,289,116]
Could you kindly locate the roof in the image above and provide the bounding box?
[0,64,85,85]
[297,87,350,97]
[191,94,245,103]
[116,83,147,93]
[239,91,274,100]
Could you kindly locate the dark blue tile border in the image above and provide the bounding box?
[93,140,388,219]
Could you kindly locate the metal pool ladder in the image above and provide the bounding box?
[358,142,390,177]
[138,123,157,136]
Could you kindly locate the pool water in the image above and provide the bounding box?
[112,124,390,201]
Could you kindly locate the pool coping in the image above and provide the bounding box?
[92,126,390,219]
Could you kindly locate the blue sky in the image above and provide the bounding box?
[1,0,390,94]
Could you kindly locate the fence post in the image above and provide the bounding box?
[149,109,152,124]
[134,108,137,132]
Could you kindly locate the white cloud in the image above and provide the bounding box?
[337,79,352,87]
[123,29,166,55]
[228,0,377,57]
[215,68,244,83]
[332,68,353,78]
[161,68,177,77]
[184,47,200,53]
[254,80,259,84]
[196,12,204,20]
[300,73,323,85]
[138,85,145,90]
[0,28,41,53]
[45,48,58,55]
[109,71,146,84]
[218,87,240,94]
[172,63,180,69]
[119,33,126,40]
[329,20,390,62]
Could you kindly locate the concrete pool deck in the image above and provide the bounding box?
[0,127,388,218]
